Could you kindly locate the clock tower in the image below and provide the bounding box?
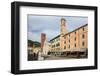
[60,17,67,50]
[60,17,67,35]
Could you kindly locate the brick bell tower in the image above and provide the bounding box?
[60,17,67,50]
[60,17,67,35]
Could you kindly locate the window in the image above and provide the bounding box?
[64,36,66,39]
[56,43,60,47]
[74,43,76,47]
[74,37,76,41]
[82,34,84,39]
[69,39,70,43]
[64,46,66,49]
[52,45,55,48]
[82,42,84,46]
[69,45,70,48]
[64,41,66,44]
[75,31,76,35]
[74,32,76,39]
[83,27,84,31]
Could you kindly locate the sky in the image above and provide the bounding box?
[28,15,88,42]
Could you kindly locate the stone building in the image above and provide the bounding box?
[49,17,88,56]
[63,24,88,52]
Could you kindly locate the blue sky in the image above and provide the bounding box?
[28,15,88,42]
